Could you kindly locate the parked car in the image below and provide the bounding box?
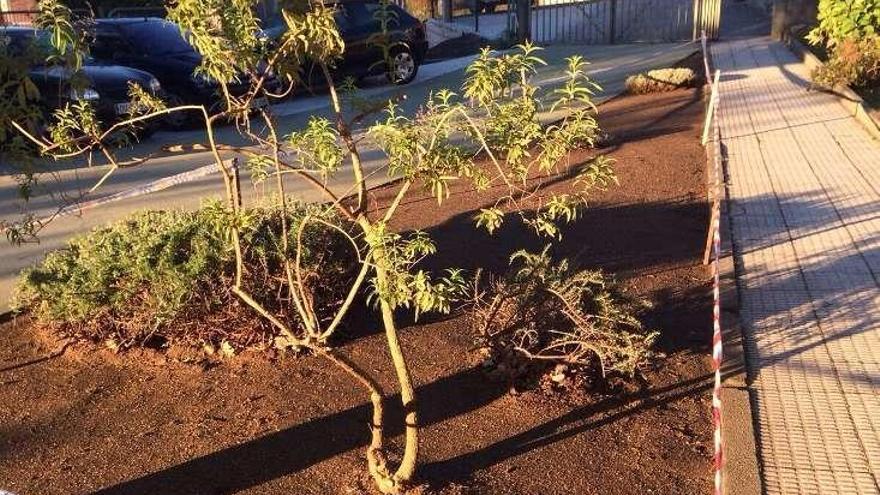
[460,0,503,13]
[89,18,279,129]
[262,0,429,86]
[1,26,163,135]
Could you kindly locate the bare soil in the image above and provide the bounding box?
[0,87,712,495]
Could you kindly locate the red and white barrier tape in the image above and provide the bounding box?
[711,201,723,495]
[702,28,724,495]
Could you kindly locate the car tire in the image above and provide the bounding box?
[136,123,158,140]
[162,92,194,131]
[386,47,419,85]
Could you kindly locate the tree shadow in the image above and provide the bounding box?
[90,366,508,495]
[90,181,714,493]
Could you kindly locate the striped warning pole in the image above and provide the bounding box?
[711,200,723,495]
[701,28,724,495]
[708,78,724,495]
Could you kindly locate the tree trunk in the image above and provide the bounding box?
[375,265,420,487]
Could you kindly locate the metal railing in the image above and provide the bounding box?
[506,0,722,45]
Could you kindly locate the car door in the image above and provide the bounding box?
[336,2,384,77]
[91,26,135,65]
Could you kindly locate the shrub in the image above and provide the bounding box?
[807,0,880,89]
[624,67,696,94]
[14,201,358,352]
[812,36,880,89]
[468,248,656,385]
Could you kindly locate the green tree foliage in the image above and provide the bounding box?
[807,0,880,88]
[808,0,880,47]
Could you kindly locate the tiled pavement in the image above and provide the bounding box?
[712,37,880,493]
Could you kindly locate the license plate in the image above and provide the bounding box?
[115,102,131,115]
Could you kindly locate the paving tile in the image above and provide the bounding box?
[713,37,880,494]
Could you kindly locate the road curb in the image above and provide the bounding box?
[705,81,762,494]
[781,30,880,141]
[718,171,762,495]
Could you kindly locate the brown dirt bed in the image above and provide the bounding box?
[0,87,712,495]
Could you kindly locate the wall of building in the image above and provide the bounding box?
[2,0,36,11]
[771,0,818,39]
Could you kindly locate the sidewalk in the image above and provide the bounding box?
[713,37,880,493]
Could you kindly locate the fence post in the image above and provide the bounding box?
[608,0,617,44]
[439,0,452,21]
[474,2,479,32]
[702,69,721,146]
[516,0,530,42]
[712,0,722,39]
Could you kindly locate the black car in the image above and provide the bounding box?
[262,0,429,86]
[1,26,162,133]
[455,0,502,14]
[90,18,278,129]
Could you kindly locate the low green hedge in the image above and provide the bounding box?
[14,200,358,352]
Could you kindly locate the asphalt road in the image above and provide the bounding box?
[0,42,697,312]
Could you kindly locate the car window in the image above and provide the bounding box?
[117,20,193,55]
[333,9,351,32]
[1,29,52,61]
[340,3,380,29]
[91,30,130,59]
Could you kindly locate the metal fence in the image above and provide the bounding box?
[517,0,721,44]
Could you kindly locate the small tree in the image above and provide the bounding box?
[10,0,615,491]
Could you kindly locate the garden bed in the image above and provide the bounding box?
[0,86,712,494]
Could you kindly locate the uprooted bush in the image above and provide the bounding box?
[13,200,358,353]
[468,248,656,389]
[624,68,697,94]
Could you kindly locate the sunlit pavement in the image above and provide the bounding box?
[0,42,696,312]
[715,37,880,494]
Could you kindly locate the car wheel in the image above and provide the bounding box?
[136,123,158,140]
[387,48,419,85]
[162,92,192,131]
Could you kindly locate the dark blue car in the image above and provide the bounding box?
[90,18,279,129]
[2,26,162,135]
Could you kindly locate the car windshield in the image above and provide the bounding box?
[3,29,98,65]
[118,20,193,55]
[1,29,51,59]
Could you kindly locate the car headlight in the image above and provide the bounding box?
[149,77,161,93]
[69,87,100,101]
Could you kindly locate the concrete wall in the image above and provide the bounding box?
[2,0,36,10]
[771,0,817,39]
[11,0,35,8]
